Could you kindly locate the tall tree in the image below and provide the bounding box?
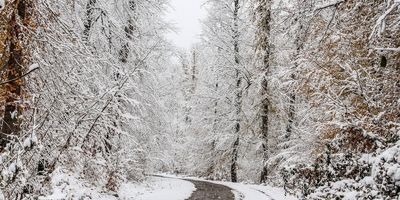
[254,0,272,183]
[230,0,242,183]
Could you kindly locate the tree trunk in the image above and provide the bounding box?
[119,1,136,63]
[212,47,222,134]
[285,92,295,138]
[83,0,97,43]
[256,0,272,184]
[0,0,32,150]
[231,136,239,182]
[191,50,197,92]
[231,0,241,183]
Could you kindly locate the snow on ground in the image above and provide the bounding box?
[38,170,295,200]
[39,170,195,200]
[39,169,112,200]
[216,181,276,200]
[160,174,298,200]
[250,185,298,200]
[206,180,297,200]
[118,176,195,200]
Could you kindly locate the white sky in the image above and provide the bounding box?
[165,0,207,49]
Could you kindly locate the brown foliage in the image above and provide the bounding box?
[0,0,36,149]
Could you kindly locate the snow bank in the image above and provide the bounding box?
[251,185,298,200]
[216,181,271,200]
[213,181,297,200]
[118,177,195,200]
[40,170,195,200]
[39,168,114,200]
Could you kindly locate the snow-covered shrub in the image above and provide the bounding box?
[308,178,379,200]
[105,171,123,192]
[372,142,400,198]
[282,141,400,199]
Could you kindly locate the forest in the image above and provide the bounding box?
[0,0,399,199]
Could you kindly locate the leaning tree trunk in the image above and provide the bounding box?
[83,0,97,43]
[255,0,272,184]
[231,0,242,183]
[0,0,33,150]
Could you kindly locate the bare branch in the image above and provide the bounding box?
[0,65,40,86]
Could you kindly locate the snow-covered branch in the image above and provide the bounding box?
[0,64,39,86]
[370,1,400,39]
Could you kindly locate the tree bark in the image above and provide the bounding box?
[231,136,239,182]
[231,0,241,183]
[256,0,272,184]
[119,1,136,63]
[83,0,97,43]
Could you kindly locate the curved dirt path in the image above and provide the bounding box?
[186,179,235,200]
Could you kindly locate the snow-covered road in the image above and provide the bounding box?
[186,179,234,200]
[158,175,298,200]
